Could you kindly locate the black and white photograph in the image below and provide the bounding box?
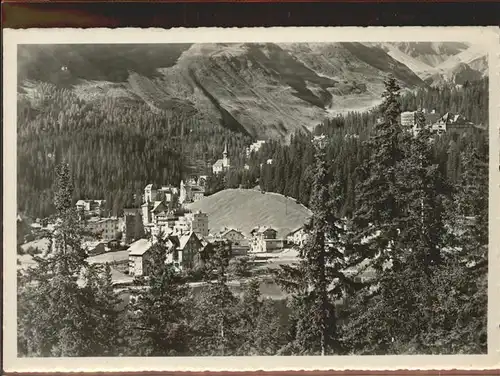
[3,27,499,371]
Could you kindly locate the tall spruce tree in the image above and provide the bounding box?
[18,162,121,356]
[125,235,191,356]
[397,110,448,269]
[351,75,404,271]
[275,135,350,355]
[190,240,239,355]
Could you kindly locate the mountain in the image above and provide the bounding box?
[186,188,312,238]
[380,42,470,67]
[18,42,426,141]
[420,45,488,86]
[369,42,487,87]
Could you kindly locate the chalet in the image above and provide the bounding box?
[219,228,246,245]
[142,200,175,227]
[212,143,231,174]
[165,232,205,270]
[249,226,283,253]
[286,227,308,247]
[150,201,169,223]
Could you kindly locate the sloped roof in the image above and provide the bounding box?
[179,234,192,250]
[251,225,277,234]
[167,235,180,248]
[213,159,225,168]
[221,228,244,236]
[151,201,168,213]
[128,239,152,256]
[287,226,304,236]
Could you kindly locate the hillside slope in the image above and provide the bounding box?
[18,42,426,141]
[186,189,312,238]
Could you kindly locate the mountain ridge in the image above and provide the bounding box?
[18,42,427,141]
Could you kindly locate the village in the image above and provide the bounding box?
[17,108,479,289]
[18,141,310,289]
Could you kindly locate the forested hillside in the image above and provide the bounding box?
[400,77,489,125]
[225,77,489,216]
[17,82,252,218]
[17,76,488,219]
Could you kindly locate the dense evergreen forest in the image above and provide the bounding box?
[17,77,488,356]
[248,78,489,216]
[18,78,488,220]
[17,82,252,218]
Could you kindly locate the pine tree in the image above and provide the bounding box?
[274,136,350,355]
[18,162,120,356]
[82,263,123,356]
[352,75,404,271]
[125,236,191,356]
[190,241,239,355]
[54,162,73,214]
[397,110,448,269]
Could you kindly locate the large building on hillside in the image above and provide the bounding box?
[141,197,209,238]
[400,110,441,129]
[246,140,266,157]
[432,112,474,134]
[219,228,246,245]
[401,111,418,127]
[86,217,120,242]
[212,143,231,174]
[143,184,179,204]
[400,109,475,135]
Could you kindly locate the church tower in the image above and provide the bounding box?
[222,142,229,166]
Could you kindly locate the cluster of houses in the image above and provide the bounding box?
[71,143,312,280]
[76,188,310,277]
[400,110,478,134]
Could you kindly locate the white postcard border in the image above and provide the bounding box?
[3,26,500,372]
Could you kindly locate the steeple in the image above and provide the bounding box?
[223,142,228,158]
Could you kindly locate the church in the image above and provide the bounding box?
[212,143,230,174]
